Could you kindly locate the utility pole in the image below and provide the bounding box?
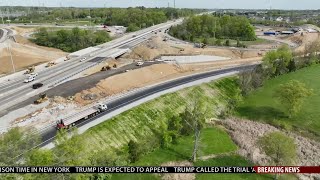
[174,0,176,8]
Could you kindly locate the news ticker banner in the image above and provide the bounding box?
[0,166,320,174]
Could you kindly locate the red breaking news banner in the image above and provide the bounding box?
[0,166,319,173]
[254,166,320,174]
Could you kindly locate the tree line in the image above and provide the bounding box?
[32,27,111,52]
[14,7,201,31]
[169,14,257,45]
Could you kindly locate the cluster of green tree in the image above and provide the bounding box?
[238,45,316,117]
[32,27,111,52]
[13,7,201,29]
[169,14,256,45]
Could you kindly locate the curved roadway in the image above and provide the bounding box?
[38,64,256,148]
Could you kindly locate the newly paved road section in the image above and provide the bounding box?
[38,64,256,148]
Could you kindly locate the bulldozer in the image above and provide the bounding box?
[101,65,111,71]
[45,61,57,68]
[34,93,48,104]
[24,66,35,74]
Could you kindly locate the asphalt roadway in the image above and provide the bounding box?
[39,64,256,148]
[0,61,160,117]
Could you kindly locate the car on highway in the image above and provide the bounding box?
[80,57,87,62]
[32,83,43,89]
[27,72,38,77]
[136,61,144,66]
[24,76,35,83]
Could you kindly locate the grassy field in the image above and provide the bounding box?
[111,128,293,180]
[237,64,320,139]
[111,127,273,180]
[80,78,239,156]
[134,127,238,166]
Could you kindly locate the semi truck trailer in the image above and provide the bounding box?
[56,103,108,130]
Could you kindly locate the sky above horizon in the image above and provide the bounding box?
[0,0,320,10]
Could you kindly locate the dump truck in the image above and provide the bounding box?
[34,93,48,104]
[56,103,108,130]
[24,66,35,74]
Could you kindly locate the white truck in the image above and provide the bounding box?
[56,103,108,130]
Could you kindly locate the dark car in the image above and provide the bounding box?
[32,83,43,89]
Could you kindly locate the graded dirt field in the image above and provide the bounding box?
[0,26,67,75]
[0,42,66,75]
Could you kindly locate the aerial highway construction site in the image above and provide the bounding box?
[1,5,320,180]
[0,15,318,139]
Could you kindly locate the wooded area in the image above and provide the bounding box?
[169,14,257,44]
[11,7,201,31]
[32,27,111,52]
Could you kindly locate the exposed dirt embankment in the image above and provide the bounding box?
[124,36,263,61]
[74,64,184,105]
[221,118,320,180]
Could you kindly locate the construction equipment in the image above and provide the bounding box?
[194,43,207,48]
[45,61,57,68]
[101,65,111,71]
[34,93,48,104]
[56,103,108,129]
[24,66,35,74]
[179,48,185,53]
[64,56,70,61]
[113,63,117,68]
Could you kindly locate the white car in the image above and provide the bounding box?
[24,76,35,83]
[80,57,87,62]
[27,72,38,77]
[136,61,144,66]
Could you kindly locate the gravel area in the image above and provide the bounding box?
[221,118,320,180]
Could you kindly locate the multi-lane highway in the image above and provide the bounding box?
[0,19,182,115]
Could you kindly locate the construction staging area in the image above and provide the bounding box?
[0,21,319,133]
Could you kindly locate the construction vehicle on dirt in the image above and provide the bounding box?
[56,103,108,130]
[34,93,48,104]
[45,61,57,68]
[194,43,207,49]
[101,65,112,71]
[24,66,35,74]
[64,56,70,61]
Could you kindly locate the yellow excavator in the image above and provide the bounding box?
[34,93,48,104]
[101,65,111,71]
[45,61,57,68]
[24,66,35,74]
